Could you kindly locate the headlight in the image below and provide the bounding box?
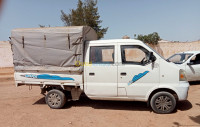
[179,69,187,81]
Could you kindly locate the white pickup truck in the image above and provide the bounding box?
[10,26,189,114]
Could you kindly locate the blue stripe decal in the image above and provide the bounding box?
[21,74,74,81]
[128,71,149,85]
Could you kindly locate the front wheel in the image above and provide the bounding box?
[150,92,176,114]
[45,89,66,109]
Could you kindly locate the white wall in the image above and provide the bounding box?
[0,41,13,67]
[158,41,200,58]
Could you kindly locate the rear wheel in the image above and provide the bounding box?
[150,92,176,114]
[45,89,66,109]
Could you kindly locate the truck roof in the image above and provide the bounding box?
[178,51,200,54]
[12,26,87,31]
[88,39,144,44]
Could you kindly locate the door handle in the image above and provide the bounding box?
[121,72,126,76]
[89,73,95,76]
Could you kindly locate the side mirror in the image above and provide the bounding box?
[149,52,156,62]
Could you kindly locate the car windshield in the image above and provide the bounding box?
[167,53,193,64]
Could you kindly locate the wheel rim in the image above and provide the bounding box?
[47,93,61,107]
[155,96,173,112]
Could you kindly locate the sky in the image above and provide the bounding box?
[0,0,200,42]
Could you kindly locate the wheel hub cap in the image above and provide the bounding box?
[48,93,61,106]
[155,96,172,111]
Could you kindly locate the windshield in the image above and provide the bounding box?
[167,53,193,64]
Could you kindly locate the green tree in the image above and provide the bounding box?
[61,0,108,39]
[136,32,160,45]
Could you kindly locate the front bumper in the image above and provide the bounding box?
[176,81,189,101]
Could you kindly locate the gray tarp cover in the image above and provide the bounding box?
[11,26,97,72]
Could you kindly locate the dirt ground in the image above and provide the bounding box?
[0,68,200,127]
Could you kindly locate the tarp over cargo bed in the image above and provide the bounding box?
[10,26,97,72]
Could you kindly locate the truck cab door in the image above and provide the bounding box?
[117,44,160,99]
[84,45,118,98]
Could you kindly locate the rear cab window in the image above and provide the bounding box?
[90,46,114,64]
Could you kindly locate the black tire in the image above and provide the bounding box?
[45,89,66,109]
[150,92,176,114]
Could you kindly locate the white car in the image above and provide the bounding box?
[167,51,200,81]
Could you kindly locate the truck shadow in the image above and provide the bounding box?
[67,95,150,111]
[189,81,200,85]
[33,95,193,112]
[33,95,150,111]
[176,100,192,111]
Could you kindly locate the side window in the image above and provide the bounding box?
[121,45,149,65]
[190,54,200,65]
[90,46,114,64]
